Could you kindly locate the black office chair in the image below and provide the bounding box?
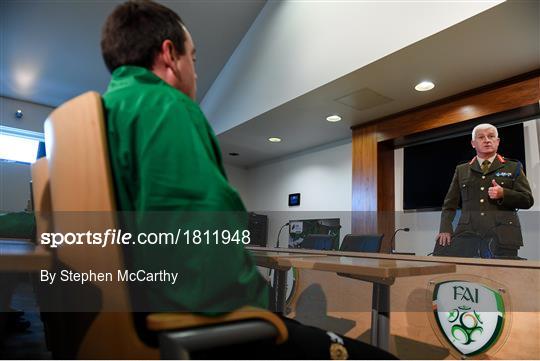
[301,234,334,250]
[339,234,383,253]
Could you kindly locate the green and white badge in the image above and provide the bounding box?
[429,278,510,358]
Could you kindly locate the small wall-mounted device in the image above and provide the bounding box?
[288,193,301,207]
[15,109,23,119]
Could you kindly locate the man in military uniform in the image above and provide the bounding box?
[437,123,534,258]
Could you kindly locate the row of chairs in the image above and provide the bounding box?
[31,92,287,359]
[301,234,383,253]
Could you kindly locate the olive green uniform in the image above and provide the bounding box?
[439,154,534,254]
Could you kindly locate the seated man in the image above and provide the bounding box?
[101,1,394,359]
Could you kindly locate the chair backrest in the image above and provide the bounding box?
[43,91,157,359]
[302,234,334,250]
[339,234,383,253]
[31,158,52,240]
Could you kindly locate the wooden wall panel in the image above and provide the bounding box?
[373,76,540,142]
[377,141,395,252]
[352,124,377,234]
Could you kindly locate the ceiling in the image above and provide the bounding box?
[1,1,538,170]
[218,0,540,168]
[0,0,266,106]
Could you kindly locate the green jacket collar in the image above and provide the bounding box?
[107,66,195,105]
[469,154,506,174]
[107,66,163,89]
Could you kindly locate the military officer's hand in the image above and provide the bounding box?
[437,232,452,246]
[488,179,504,199]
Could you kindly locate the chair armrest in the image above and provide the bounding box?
[146,306,288,344]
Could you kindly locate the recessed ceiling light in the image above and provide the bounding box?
[229,152,239,156]
[326,115,342,122]
[415,81,435,92]
[14,66,38,95]
[268,137,282,143]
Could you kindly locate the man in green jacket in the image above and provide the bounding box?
[437,123,534,258]
[101,6,267,313]
[100,1,394,359]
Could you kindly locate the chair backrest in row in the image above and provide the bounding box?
[340,234,383,253]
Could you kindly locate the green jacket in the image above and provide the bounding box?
[439,154,534,248]
[103,66,268,313]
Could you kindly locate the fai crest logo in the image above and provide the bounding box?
[431,281,506,357]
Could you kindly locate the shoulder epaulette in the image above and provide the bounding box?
[502,156,520,163]
[496,154,507,164]
[499,155,523,179]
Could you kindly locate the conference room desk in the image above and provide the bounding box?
[249,248,455,351]
[0,238,51,307]
[250,250,321,313]
[249,247,540,359]
[0,238,51,272]
[0,239,52,341]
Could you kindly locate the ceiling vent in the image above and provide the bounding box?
[335,88,393,111]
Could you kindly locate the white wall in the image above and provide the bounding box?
[224,163,251,207]
[225,140,352,248]
[202,1,502,134]
[394,120,540,259]
[521,119,540,259]
[246,141,352,212]
[0,96,52,211]
[0,162,31,212]
[1,96,52,132]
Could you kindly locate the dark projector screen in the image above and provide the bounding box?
[403,123,526,210]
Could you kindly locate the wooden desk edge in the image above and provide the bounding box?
[0,245,52,272]
[275,257,456,279]
[247,247,540,269]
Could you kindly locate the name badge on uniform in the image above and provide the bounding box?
[495,172,512,178]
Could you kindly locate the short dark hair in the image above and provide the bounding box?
[101,0,186,73]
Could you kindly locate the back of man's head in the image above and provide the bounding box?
[101,0,186,73]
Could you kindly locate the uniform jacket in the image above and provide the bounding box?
[439,154,534,248]
[103,66,268,313]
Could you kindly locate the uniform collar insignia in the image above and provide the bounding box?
[470,154,504,165]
